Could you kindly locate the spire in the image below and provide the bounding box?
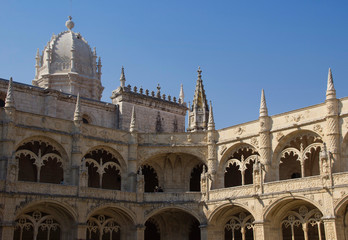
[5,77,15,108]
[74,93,82,122]
[130,106,137,133]
[259,89,268,117]
[326,68,336,100]
[179,84,184,104]
[120,66,126,88]
[192,67,208,110]
[208,101,215,131]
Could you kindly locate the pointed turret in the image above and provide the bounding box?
[5,77,15,108]
[259,89,268,117]
[97,57,102,79]
[130,106,137,133]
[187,67,210,132]
[120,66,126,88]
[179,84,184,104]
[208,101,215,131]
[74,93,82,122]
[192,67,208,110]
[326,68,336,100]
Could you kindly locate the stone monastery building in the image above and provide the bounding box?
[1,17,348,240]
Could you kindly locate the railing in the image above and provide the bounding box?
[1,172,347,203]
[143,192,202,202]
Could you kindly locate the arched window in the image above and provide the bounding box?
[86,215,120,240]
[224,212,254,240]
[14,210,60,240]
[82,114,91,124]
[145,218,160,240]
[224,146,259,187]
[0,91,6,107]
[140,165,159,192]
[281,205,325,240]
[16,140,63,184]
[190,164,207,192]
[84,149,122,190]
[279,134,322,180]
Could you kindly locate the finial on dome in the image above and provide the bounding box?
[65,16,75,31]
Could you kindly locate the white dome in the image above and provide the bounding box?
[33,17,104,100]
[40,30,96,78]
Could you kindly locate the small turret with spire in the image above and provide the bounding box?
[326,68,336,100]
[5,77,15,109]
[187,67,210,132]
[120,66,126,88]
[259,89,268,117]
[130,106,137,133]
[74,93,82,123]
[208,101,215,131]
[179,84,184,104]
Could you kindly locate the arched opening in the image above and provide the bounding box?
[279,134,322,180]
[265,199,326,240]
[86,215,120,240]
[209,205,255,240]
[16,140,64,184]
[224,146,258,188]
[190,164,207,192]
[84,149,122,190]
[224,212,254,240]
[14,210,61,240]
[0,91,6,108]
[281,205,325,240]
[145,208,201,240]
[82,114,91,124]
[140,165,159,193]
[143,153,204,192]
[145,219,160,240]
[86,207,135,240]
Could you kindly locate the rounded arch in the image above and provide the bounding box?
[141,152,206,192]
[208,202,256,225]
[82,145,127,172]
[263,195,324,221]
[264,196,326,240]
[15,135,69,164]
[14,199,78,222]
[15,136,69,184]
[272,129,322,168]
[144,205,203,224]
[334,195,348,239]
[144,206,203,240]
[86,203,136,224]
[219,143,258,172]
[14,199,77,240]
[138,147,206,166]
[208,202,256,240]
[219,143,259,188]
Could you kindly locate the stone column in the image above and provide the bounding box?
[253,221,266,240]
[325,69,341,172]
[1,223,14,240]
[199,224,208,240]
[128,131,138,192]
[322,217,338,240]
[136,224,145,240]
[207,130,217,189]
[258,90,272,182]
[77,223,87,240]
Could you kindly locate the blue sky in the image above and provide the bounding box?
[1,1,348,129]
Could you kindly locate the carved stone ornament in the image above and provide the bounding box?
[219,145,227,156]
[251,137,259,148]
[313,124,323,135]
[276,132,284,141]
[236,127,245,135]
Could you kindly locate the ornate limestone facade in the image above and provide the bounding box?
[0,17,348,240]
